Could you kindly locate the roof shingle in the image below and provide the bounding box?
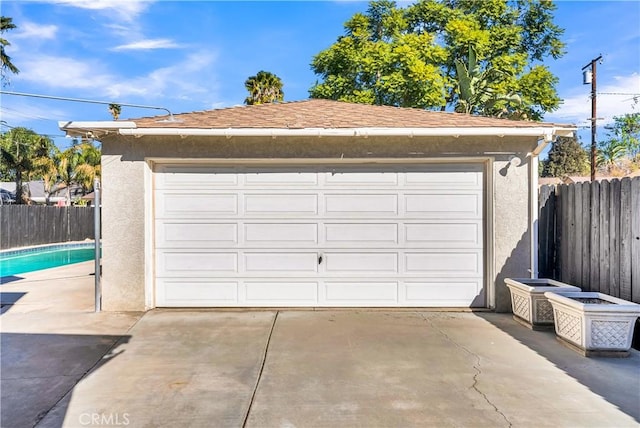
[129,99,571,129]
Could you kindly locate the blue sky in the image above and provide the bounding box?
[1,0,639,151]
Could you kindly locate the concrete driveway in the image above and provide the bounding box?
[2,262,639,427]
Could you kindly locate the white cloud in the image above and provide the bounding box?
[51,0,152,22]
[14,51,218,103]
[17,55,116,90]
[104,23,141,39]
[13,22,58,40]
[112,38,183,51]
[547,73,640,127]
[105,51,217,99]
[0,102,70,126]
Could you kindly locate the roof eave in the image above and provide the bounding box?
[58,121,137,138]
[59,121,575,141]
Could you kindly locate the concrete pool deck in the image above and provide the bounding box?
[1,261,639,427]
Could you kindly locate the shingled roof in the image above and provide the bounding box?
[129,99,568,129]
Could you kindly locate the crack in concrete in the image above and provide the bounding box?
[417,312,513,428]
[242,310,279,428]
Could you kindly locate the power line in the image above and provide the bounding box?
[0,105,66,122]
[597,92,640,96]
[0,90,178,121]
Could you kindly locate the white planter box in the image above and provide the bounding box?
[544,291,640,356]
[505,278,580,329]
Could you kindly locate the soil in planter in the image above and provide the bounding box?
[571,298,615,304]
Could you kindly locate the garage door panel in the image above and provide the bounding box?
[325,223,398,244]
[405,222,482,247]
[324,253,398,273]
[405,252,481,275]
[159,280,239,304]
[325,194,398,215]
[244,282,318,303]
[156,222,237,248]
[244,172,318,186]
[244,252,318,272]
[157,193,238,218]
[404,171,482,188]
[158,252,238,276]
[244,223,318,243]
[405,194,481,218]
[244,194,318,214]
[324,282,398,303]
[155,167,238,188]
[403,281,482,306]
[324,172,398,186]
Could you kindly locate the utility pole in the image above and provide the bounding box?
[582,55,603,182]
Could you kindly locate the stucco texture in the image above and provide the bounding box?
[100,135,536,312]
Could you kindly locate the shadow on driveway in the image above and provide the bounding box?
[0,291,26,314]
[0,332,130,428]
[0,275,25,285]
[476,312,640,423]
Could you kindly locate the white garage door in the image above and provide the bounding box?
[154,164,485,307]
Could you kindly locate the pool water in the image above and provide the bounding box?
[0,245,97,277]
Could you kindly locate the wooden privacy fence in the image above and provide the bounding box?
[539,177,640,304]
[0,205,95,250]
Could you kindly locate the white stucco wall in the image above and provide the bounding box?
[100,134,536,312]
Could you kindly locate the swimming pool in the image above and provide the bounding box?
[0,243,98,277]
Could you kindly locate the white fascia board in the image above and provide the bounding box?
[58,121,137,130]
[58,121,137,137]
[117,126,574,138]
[58,121,575,141]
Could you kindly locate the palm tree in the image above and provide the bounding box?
[597,140,627,173]
[1,16,20,81]
[454,46,521,117]
[108,103,122,120]
[244,71,284,105]
[0,128,55,204]
[58,141,101,204]
[58,145,83,205]
[75,142,101,194]
[32,155,59,205]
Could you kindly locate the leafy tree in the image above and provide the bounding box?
[244,71,284,105]
[604,113,640,160]
[108,103,122,120]
[541,136,589,178]
[0,127,56,204]
[310,0,564,119]
[454,45,521,116]
[1,16,19,82]
[595,113,640,175]
[310,1,448,108]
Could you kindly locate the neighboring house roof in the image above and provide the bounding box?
[59,99,575,147]
[0,182,16,193]
[0,181,44,197]
[538,177,563,186]
[0,181,85,203]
